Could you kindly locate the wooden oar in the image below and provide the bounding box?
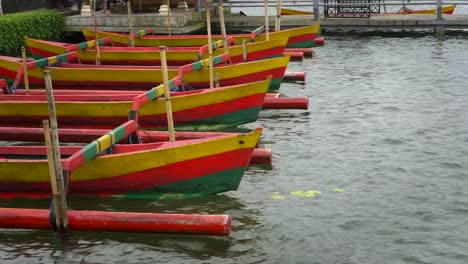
[127,2,135,47]
[94,19,101,65]
[44,70,69,233]
[275,0,281,31]
[160,46,175,141]
[217,0,229,53]
[20,47,30,95]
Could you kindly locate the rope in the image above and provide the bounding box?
[136,124,160,143]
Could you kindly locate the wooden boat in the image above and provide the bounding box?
[0,121,262,199]
[0,78,271,130]
[0,126,273,165]
[281,8,314,15]
[380,4,456,15]
[0,53,289,91]
[281,4,456,15]
[26,37,289,66]
[81,22,321,49]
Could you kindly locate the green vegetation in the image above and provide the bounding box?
[0,9,63,55]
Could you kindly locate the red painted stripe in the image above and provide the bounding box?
[0,148,253,196]
[28,47,58,58]
[9,67,284,90]
[0,93,265,128]
[229,46,285,63]
[287,33,317,46]
[138,93,265,126]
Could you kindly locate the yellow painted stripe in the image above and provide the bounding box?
[181,55,289,83]
[0,78,270,117]
[0,101,132,117]
[26,38,68,55]
[254,23,320,42]
[0,129,262,182]
[82,25,313,48]
[75,38,288,62]
[0,57,21,74]
[281,8,313,15]
[139,78,269,115]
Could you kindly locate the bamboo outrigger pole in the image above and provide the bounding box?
[127,2,135,47]
[20,47,30,95]
[206,9,214,89]
[159,47,176,141]
[275,0,281,31]
[43,120,63,231]
[94,19,101,65]
[44,70,69,232]
[264,0,270,40]
[217,0,228,53]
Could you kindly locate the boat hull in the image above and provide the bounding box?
[281,5,456,15]
[81,23,320,49]
[0,79,270,130]
[0,130,261,199]
[26,38,288,66]
[0,55,288,91]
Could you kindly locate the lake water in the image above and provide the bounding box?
[1,32,468,263]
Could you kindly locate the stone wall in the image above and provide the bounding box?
[1,0,55,14]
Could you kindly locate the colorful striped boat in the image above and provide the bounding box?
[0,126,273,165]
[81,22,320,49]
[0,121,262,199]
[281,4,456,15]
[26,37,289,66]
[378,4,456,15]
[0,54,289,91]
[0,78,271,130]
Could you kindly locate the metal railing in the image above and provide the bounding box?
[223,0,468,20]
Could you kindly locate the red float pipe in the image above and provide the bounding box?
[314,37,325,46]
[0,208,231,236]
[283,51,304,61]
[284,48,313,58]
[251,148,272,164]
[262,97,308,110]
[283,71,306,82]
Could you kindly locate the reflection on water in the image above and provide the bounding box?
[2,35,468,263]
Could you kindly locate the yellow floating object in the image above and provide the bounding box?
[291,190,321,198]
[271,194,286,200]
[334,188,345,193]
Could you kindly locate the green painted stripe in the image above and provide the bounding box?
[191,61,203,71]
[78,42,88,50]
[269,77,283,92]
[35,53,71,68]
[81,143,98,163]
[171,106,262,131]
[213,55,223,65]
[286,40,315,49]
[146,87,158,101]
[113,123,128,142]
[211,40,223,49]
[79,123,129,163]
[168,79,175,90]
[121,167,245,199]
